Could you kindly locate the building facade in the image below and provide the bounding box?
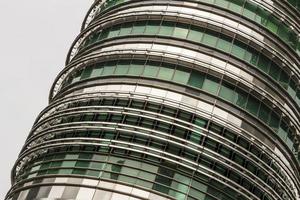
[5,0,300,200]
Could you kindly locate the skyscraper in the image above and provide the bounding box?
[5,0,300,199]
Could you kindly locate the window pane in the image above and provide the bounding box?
[159,21,175,36]
[132,21,146,34]
[279,71,289,89]
[266,18,279,33]
[173,23,189,39]
[234,88,248,108]
[128,63,144,75]
[91,64,104,77]
[269,112,280,130]
[119,22,133,36]
[145,21,160,34]
[107,25,121,37]
[188,71,204,88]
[216,35,232,53]
[231,40,247,59]
[173,67,190,84]
[258,104,271,122]
[257,55,270,73]
[102,61,117,75]
[228,0,243,13]
[268,62,280,80]
[143,61,159,77]
[219,83,235,102]
[246,96,260,116]
[202,76,219,94]
[202,30,219,47]
[62,161,76,167]
[187,26,204,43]
[157,65,175,80]
[80,67,93,80]
[114,61,130,75]
[243,2,257,20]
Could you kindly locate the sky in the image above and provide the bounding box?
[0,0,94,198]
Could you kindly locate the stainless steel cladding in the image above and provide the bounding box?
[6,1,300,200]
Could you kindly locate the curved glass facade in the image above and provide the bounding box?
[5,1,300,200]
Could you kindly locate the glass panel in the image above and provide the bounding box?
[228,0,244,13]
[159,21,175,36]
[258,105,271,122]
[102,61,117,75]
[114,60,130,75]
[257,55,270,73]
[216,35,232,53]
[107,25,121,37]
[202,30,219,47]
[246,96,260,116]
[202,76,219,94]
[173,23,189,39]
[145,21,160,34]
[80,67,93,80]
[187,25,204,43]
[119,22,133,36]
[128,62,144,75]
[91,64,104,77]
[219,82,235,102]
[234,88,248,108]
[132,21,146,34]
[231,40,247,59]
[143,61,160,77]
[157,65,175,80]
[188,71,204,88]
[173,67,190,84]
[269,112,280,130]
[243,2,257,20]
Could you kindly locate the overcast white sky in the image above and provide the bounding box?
[0,0,93,198]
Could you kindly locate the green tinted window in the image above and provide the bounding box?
[132,21,146,34]
[119,22,133,36]
[80,67,93,80]
[188,71,204,88]
[219,83,235,102]
[173,67,190,84]
[234,88,248,108]
[216,35,232,53]
[231,40,247,59]
[91,64,103,77]
[159,21,175,36]
[279,71,289,89]
[266,19,279,33]
[258,105,271,122]
[202,76,219,94]
[269,113,280,130]
[62,161,76,167]
[228,0,244,13]
[202,30,218,47]
[145,21,160,34]
[268,63,280,80]
[107,25,121,37]
[244,47,259,65]
[187,26,204,43]
[173,23,189,39]
[257,55,270,73]
[115,60,130,75]
[243,2,257,20]
[157,65,175,80]
[278,122,288,141]
[128,63,144,75]
[246,96,260,115]
[143,62,159,77]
